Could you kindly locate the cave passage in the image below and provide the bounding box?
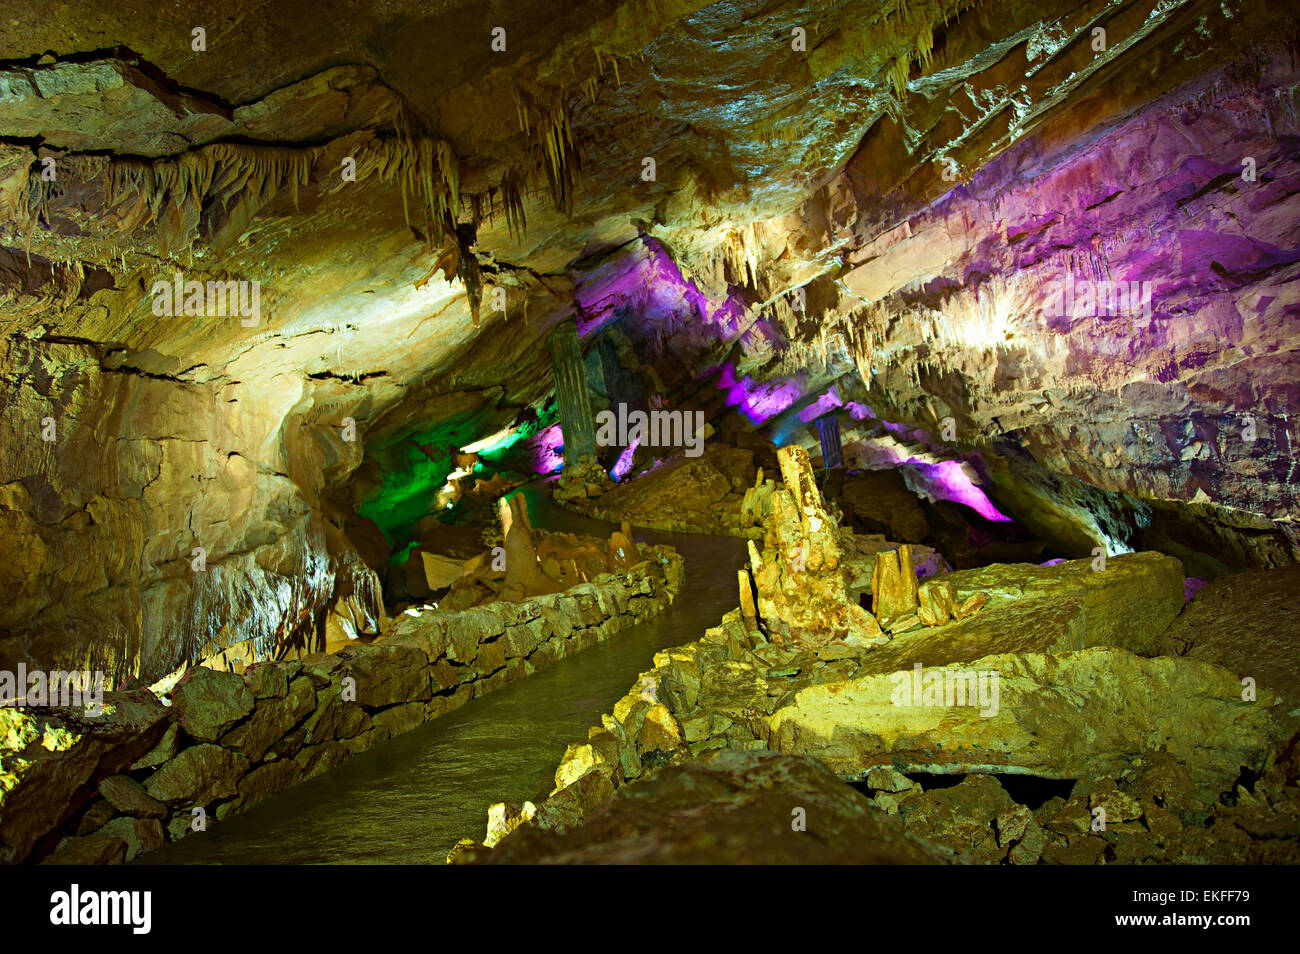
[142,487,745,864]
[1,0,1298,885]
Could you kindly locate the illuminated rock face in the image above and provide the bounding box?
[0,0,1296,682]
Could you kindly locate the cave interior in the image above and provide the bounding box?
[1,0,1298,869]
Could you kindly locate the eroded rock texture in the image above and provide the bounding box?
[0,3,1295,714]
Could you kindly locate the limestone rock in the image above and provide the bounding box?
[98,774,167,818]
[1159,563,1300,707]
[237,759,303,807]
[39,832,128,866]
[872,546,920,624]
[144,744,250,806]
[95,815,166,861]
[222,675,316,762]
[341,644,431,708]
[171,667,255,742]
[764,647,1288,791]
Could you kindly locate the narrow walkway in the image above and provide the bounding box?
[144,484,745,864]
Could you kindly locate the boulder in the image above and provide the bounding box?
[221,676,316,761]
[144,744,250,806]
[38,832,128,866]
[94,815,166,861]
[939,551,1184,654]
[1159,563,1300,706]
[342,644,431,708]
[764,647,1288,791]
[171,667,255,742]
[98,775,166,818]
[236,759,303,807]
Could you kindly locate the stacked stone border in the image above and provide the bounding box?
[0,545,684,865]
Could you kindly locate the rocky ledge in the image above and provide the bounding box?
[461,448,1299,865]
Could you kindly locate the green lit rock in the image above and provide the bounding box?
[39,832,128,865]
[171,668,255,742]
[96,815,166,861]
[144,744,250,806]
[98,774,167,818]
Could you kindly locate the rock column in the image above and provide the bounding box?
[814,415,844,469]
[547,318,597,467]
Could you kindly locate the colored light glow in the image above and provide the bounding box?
[610,436,641,481]
[797,386,845,423]
[461,426,517,455]
[527,423,565,475]
[908,459,1013,523]
[706,361,804,426]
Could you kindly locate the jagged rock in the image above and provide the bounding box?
[871,546,920,623]
[0,693,169,864]
[221,676,316,762]
[370,702,425,740]
[39,832,128,866]
[865,765,916,793]
[130,722,181,770]
[1159,563,1300,706]
[484,800,537,848]
[421,552,466,590]
[242,662,293,700]
[236,759,303,807]
[98,775,166,818]
[464,749,958,864]
[76,798,115,835]
[144,744,250,806]
[171,667,255,742]
[847,551,1185,676]
[341,644,431,708]
[916,579,956,627]
[939,552,1184,653]
[302,687,371,744]
[898,775,1012,863]
[764,647,1289,791]
[95,815,166,861]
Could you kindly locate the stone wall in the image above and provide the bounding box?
[0,545,683,864]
